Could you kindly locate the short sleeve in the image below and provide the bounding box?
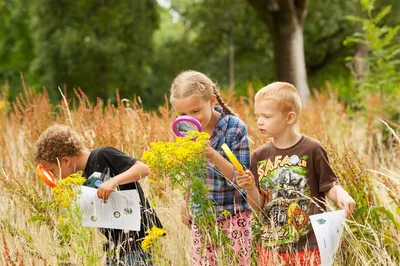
[250,152,259,188]
[101,147,138,174]
[315,147,339,193]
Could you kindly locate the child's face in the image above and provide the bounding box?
[40,157,75,179]
[172,96,214,130]
[255,99,288,138]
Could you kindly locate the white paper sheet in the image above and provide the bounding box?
[78,186,141,231]
[310,210,346,266]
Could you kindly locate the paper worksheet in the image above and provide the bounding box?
[78,186,141,231]
[310,210,346,266]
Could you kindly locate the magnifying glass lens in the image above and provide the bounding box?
[172,116,202,137]
[36,164,57,188]
[177,121,199,136]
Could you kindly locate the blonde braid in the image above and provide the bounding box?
[213,86,236,116]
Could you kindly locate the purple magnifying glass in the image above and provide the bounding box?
[172,116,202,137]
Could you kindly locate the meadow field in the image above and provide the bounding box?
[0,84,399,265]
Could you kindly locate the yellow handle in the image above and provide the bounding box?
[221,144,252,185]
[221,143,244,173]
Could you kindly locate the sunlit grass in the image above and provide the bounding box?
[0,84,399,265]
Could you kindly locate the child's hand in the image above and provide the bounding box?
[97,179,118,203]
[237,170,256,190]
[205,144,217,160]
[180,200,192,228]
[337,190,356,219]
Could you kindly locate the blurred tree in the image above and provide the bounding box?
[246,0,310,103]
[161,0,274,94]
[0,0,36,98]
[1,0,398,107]
[162,0,371,102]
[29,0,159,102]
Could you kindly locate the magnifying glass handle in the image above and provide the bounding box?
[220,143,252,185]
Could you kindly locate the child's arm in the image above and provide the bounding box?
[97,161,150,201]
[206,145,235,181]
[237,170,265,211]
[325,184,356,219]
[206,131,250,182]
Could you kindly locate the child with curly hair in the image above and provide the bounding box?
[34,125,163,266]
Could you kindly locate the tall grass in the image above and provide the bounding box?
[0,82,399,265]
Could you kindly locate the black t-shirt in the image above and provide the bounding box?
[83,147,162,254]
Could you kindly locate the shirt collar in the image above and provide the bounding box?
[213,106,230,136]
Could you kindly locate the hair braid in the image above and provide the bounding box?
[213,86,236,116]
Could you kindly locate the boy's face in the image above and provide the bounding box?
[172,95,215,131]
[255,99,289,138]
[40,157,75,179]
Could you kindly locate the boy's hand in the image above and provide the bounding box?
[97,179,118,202]
[237,170,256,190]
[337,190,356,219]
[180,200,192,228]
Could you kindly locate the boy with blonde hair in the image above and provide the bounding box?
[237,82,355,265]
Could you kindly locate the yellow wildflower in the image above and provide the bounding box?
[52,172,86,207]
[220,210,231,219]
[141,226,166,251]
[57,216,69,224]
[0,100,8,115]
[142,131,210,177]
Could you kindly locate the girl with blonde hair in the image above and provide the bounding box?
[170,70,252,266]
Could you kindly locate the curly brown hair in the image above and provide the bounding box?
[34,125,85,163]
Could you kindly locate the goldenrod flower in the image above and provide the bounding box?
[142,131,210,178]
[57,216,69,224]
[0,100,7,115]
[52,172,86,207]
[141,226,166,251]
[220,210,231,219]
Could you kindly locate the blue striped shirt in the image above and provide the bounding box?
[192,106,251,220]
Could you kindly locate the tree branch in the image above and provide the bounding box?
[279,0,308,25]
[295,0,308,24]
[280,0,296,16]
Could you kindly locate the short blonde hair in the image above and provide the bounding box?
[255,82,302,117]
[34,125,85,163]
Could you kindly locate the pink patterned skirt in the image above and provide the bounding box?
[191,210,252,266]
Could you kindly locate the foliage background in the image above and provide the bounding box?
[0,0,399,265]
[1,0,399,107]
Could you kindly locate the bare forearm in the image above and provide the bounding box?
[326,184,356,218]
[326,185,347,203]
[113,161,150,185]
[246,187,265,211]
[211,152,235,181]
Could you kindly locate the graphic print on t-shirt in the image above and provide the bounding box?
[257,154,311,247]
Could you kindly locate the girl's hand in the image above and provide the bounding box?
[97,179,118,202]
[180,200,192,228]
[205,144,217,160]
[237,170,256,190]
[337,190,356,219]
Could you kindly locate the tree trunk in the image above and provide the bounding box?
[273,17,309,103]
[353,22,369,82]
[247,0,310,104]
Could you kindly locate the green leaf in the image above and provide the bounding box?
[373,5,391,23]
[28,215,45,223]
